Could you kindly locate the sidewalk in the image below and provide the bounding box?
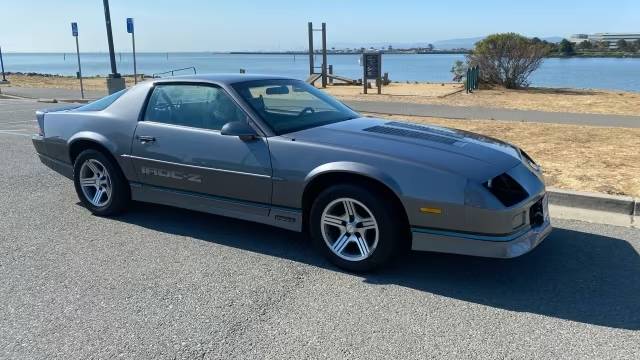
[345,100,640,128]
[0,87,106,101]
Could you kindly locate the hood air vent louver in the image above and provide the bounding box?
[385,121,465,139]
[363,125,459,145]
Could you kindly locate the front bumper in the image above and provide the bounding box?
[411,218,552,259]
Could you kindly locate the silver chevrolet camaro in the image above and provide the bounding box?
[32,74,551,271]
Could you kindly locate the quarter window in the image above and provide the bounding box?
[144,84,246,131]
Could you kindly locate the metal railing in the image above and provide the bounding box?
[465,66,480,93]
[152,66,197,78]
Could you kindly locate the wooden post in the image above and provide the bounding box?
[321,23,328,88]
[363,53,368,94]
[377,53,382,94]
[308,22,314,76]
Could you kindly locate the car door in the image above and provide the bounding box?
[129,83,272,213]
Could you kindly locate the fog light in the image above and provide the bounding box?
[512,213,525,229]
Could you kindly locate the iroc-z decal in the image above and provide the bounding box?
[141,167,202,183]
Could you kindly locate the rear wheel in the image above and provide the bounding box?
[73,149,129,216]
[309,184,405,272]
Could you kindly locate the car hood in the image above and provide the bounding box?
[284,117,523,182]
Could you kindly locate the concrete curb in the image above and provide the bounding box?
[37,98,92,104]
[547,187,638,227]
[0,93,28,100]
[58,98,92,104]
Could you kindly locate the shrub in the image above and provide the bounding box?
[467,33,548,89]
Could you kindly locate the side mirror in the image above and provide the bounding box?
[221,121,258,141]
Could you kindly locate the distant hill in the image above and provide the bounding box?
[433,36,563,50]
[331,36,563,51]
[432,37,485,50]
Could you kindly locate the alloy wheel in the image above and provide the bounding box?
[320,197,379,262]
[79,159,112,207]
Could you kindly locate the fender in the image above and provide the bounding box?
[304,161,404,197]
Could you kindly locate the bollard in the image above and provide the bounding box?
[328,65,333,85]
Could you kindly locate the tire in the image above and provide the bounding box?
[73,149,130,216]
[309,183,406,272]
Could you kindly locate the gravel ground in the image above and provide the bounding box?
[1,99,639,359]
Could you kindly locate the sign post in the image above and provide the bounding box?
[127,18,137,84]
[0,46,8,83]
[71,22,84,99]
[362,52,382,94]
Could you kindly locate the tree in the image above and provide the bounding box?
[577,40,593,50]
[559,39,575,55]
[635,40,640,52]
[617,39,629,51]
[594,40,609,50]
[544,40,558,53]
[466,33,548,89]
[427,43,434,51]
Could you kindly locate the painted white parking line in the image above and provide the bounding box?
[0,120,37,125]
[0,131,31,137]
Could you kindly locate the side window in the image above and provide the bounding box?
[247,84,334,114]
[143,84,247,131]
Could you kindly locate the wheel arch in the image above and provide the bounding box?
[68,132,118,164]
[301,162,409,234]
[67,135,130,184]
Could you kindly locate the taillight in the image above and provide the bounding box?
[34,121,43,136]
[35,111,45,136]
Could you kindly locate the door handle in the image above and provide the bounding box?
[137,135,156,144]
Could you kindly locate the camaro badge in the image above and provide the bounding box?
[141,166,202,183]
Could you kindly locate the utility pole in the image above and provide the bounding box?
[103,0,125,93]
[71,22,84,99]
[127,18,137,84]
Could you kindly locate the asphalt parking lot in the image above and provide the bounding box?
[1,98,639,359]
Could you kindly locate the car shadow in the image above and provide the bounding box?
[110,202,640,330]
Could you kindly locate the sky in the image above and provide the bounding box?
[1,0,639,52]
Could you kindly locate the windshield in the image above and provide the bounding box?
[231,79,359,135]
[75,89,127,112]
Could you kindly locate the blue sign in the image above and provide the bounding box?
[71,22,78,37]
[126,18,134,34]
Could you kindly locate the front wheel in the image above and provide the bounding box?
[309,184,406,272]
[73,149,130,216]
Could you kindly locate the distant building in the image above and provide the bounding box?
[569,33,640,49]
